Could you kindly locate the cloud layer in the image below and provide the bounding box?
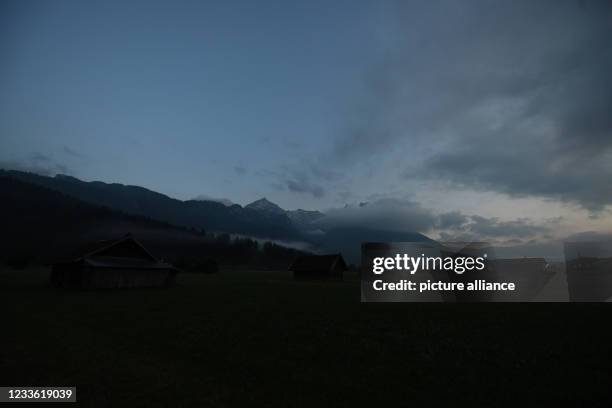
[323,0,612,210]
[316,198,558,245]
[0,153,71,176]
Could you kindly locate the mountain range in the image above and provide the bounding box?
[0,169,432,262]
[0,175,308,269]
[245,198,325,229]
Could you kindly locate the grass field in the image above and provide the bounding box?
[2,267,612,407]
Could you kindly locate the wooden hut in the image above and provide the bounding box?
[289,254,347,281]
[51,234,177,289]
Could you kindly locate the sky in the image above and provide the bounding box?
[1,0,612,247]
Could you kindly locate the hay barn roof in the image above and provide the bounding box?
[54,233,174,270]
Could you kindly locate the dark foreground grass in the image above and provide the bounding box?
[1,267,611,407]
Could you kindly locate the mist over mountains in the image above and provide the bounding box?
[246,198,326,230]
[0,174,310,270]
[0,170,432,262]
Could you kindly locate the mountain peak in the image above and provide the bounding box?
[245,198,285,214]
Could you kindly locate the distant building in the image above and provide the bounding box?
[289,254,347,280]
[51,234,177,289]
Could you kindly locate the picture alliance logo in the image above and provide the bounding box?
[372,253,488,275]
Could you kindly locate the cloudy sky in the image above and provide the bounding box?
[1,0,611,246]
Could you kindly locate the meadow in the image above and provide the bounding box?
[2,267,611,407]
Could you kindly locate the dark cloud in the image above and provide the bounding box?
[436,211,469,229]
[0,153,71,176]
[63,146,85,158]
[234,165,247,175]
[282,138,302,150]
[286,177,325,198]
[31,152,51,162]
[266,165,329,198]
[317,198,437,232]
[327,0,612,209]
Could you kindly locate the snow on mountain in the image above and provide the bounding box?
[245,198,286,215]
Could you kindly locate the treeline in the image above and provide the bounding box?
[162,233,307,273]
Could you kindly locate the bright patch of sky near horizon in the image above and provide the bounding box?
[1,0,611,241]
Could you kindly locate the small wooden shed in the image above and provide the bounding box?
[289,254,347,281]
[51,234,177,289]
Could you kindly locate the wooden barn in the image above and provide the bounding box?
[51,234,177,289]
[289,254,347,281]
